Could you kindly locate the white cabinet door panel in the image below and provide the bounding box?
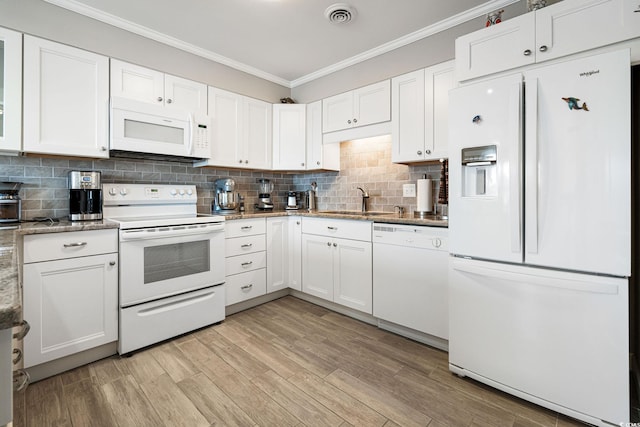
[164,74,207,115]
[266,217,288,293]
[23,36,109,158]
[272,104,306,170]
[333,238,372,314]
[0,27,22,153]
[111,59,164,105]
[208,87,242,167]
[23,253,118,367]
[353,80,390,128]
[301,235,333,301]
[392,69,425,163]
[244,98,272,169]
[322,92,353,133]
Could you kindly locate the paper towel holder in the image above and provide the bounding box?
[414,174,433,218]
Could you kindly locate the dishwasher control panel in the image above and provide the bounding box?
[373,224,448,251]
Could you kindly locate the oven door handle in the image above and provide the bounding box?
[120,223,225,241]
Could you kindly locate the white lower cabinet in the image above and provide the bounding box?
[0,328,11,425]
[22,230,118,368]
[301,218,373,314]
[288,217,302,291]
[225,218,267,305]
[266,217,289,293]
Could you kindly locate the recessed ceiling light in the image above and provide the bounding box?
[325,3,356,24]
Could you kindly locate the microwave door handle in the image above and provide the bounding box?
[187,113,194,155]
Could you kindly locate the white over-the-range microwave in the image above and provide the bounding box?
[110,97,211,159]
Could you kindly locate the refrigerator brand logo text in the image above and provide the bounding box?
[579,70,600,77]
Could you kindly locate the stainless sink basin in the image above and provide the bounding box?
[317,210,394,217]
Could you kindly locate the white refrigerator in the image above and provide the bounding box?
[448,49,630,426]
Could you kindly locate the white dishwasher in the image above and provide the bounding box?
[372,223,449,347]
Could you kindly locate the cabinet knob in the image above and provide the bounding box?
[539,45,548,52]
[157,96,163,102]
[109,261,116,266]
[245,160,249,164]
[239,159,243,164]
[166,99,173,104]
[327,242,331,246]
[347,120,352,124]
[417,150,423,155]
[523,49,532,56]
[296,221,300,225]
[100,146,107,152]
[316,161,320,166]
[301,162,305,166]
[353,118,357,123]
[426,149,431,155]
[333,243,338,247]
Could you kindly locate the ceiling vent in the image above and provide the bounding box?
[325,3,356,24]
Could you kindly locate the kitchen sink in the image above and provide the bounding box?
[317,210,394,217]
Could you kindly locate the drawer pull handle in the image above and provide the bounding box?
[241,226,253,230]
[12,348,22,365]
[13,369,30,392]
[241,284,253,291]
[63,242,87,248]
[241,244,253,249]
[327,226,338,230]
[13,320,30,340]
[241,261,253,267]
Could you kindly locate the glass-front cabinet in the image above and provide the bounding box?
[0,27,22,153]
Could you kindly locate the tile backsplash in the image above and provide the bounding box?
[293,136,445,214]
[1,138,446,220]
[0,155,295,220]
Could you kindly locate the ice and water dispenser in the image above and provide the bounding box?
[461,145,497,197]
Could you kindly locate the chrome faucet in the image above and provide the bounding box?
[356,187,369,213]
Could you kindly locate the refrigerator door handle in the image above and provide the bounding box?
[508,80,522,254]
[451,259,620,295]
[525,77,539,254]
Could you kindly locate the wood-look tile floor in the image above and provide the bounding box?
[12,296,585,427]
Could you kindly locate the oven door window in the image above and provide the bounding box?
[144,239,210,283]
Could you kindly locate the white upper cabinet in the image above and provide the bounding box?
[392,61,454,163]
[306,101,340,171]
[456,0,640,81]
[272,104,306,170]
[322,80,391,133]
[198,87,271,169]
[23,36,109,158]
[0,27,22,154]
[111,59,207,115]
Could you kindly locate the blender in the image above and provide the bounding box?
[255,178,274,210]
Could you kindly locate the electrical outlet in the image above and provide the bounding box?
[403,184,416,197]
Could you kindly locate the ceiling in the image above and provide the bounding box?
[44,0,519,87]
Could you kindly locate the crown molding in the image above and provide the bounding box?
[290,0,519,87]
[44,0,519,89]
[43,0,291,87]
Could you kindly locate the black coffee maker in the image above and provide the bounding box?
[68,171,102,221]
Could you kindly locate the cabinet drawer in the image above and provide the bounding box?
[23,229,118,263]
[226,251,266,276]
[302,217,372,241]
[225,218,266,238]
[226,234,266,257]
[225,269,267,305]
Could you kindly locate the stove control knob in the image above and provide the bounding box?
[186,189,193,196]
[170,189,177,196]
[119,188,128,196]
[179,189,185,196]
[108,187,118,196]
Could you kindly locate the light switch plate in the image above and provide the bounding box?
[403,184,416,197]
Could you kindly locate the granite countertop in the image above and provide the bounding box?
[223,210,448,227]
[0,219,119,330]
[0,212,444,330]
